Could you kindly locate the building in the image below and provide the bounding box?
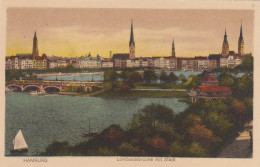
[221,29,229,57]
[20,58,33,69]
[48,61,58,69]
[189,72,232,103]
[101,59,113,68]
[194,56,209,71]
[189,85,232,103]
[32,54,47,69]
[201,72,219,85]
[208,54,221,68]
[238,22,244,55]
[172,40,176,57]
[220,51,242,68]
[32,31,39,59]
[129,20,135,59]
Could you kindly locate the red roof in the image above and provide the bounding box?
[193,85,231,92]
[201,73,218,83]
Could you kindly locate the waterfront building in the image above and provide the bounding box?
[194,56,209,71]
[57,59,68,68]
[139,58,149,68]
[5,57,12,70]
[189,72,231,103]
[32,54,48,69]
[112,53,129,68]
[220,51,242,68]
[169,57,177,70]
[48,61,58,69]
[177,58,183,70]
[208,54,221,68]
[101,59,113,68]
[20,58,33,69]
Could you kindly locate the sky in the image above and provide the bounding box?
[6,8,254,58]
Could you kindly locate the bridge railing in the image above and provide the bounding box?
[7,80,103,87]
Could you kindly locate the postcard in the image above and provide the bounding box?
[1,0,260,167]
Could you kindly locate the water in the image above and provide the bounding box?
[5,92,188,156]
[41,74,104,82]
[40,71,201,82]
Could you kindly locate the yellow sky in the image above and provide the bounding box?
[6,8,254,58]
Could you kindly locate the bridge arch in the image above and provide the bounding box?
[6,84,22,92]
[23,85,41,92]
[43,86,61,92]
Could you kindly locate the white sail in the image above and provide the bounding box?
[13,129,28,150]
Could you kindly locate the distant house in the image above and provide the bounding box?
[189,72,231,103]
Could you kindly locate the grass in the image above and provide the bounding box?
[95,90,188,98]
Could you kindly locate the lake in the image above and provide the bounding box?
[5,92,188,156]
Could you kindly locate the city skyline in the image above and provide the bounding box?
[7,8,254,58]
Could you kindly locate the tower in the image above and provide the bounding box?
[172,39,176,57]
[32,31,39,59]
[221,29,229,57]
[238,22,244,55]
[129,20,135,59]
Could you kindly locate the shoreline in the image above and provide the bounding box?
[37,72,104,78]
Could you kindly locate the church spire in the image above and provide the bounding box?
[129,19,135,59]
[129,19,135,46]
[238,21,244,55]
[172,39,175,57]
[239,21,243,41]
[34,31,37,40]
[32,31,39,59]
[223,28,228,43]
[222,28,229,57]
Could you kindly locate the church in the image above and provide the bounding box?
[220,23,244,68]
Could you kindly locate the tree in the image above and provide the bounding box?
[235,54,253,74]
[218,73,235,87]
[168,72,178,83]
[41,141,71,156]
[129,104,174,131]
[117,142,145,156]
[144,136,168,155]
[159,71,168,84]
[233,74,253,98]
[128,71,143,84]
[101,124,125,148]
[178,74,186,83]
[104,69,118,82]
[143,70,157,83]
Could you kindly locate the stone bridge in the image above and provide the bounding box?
[6,80,103,92]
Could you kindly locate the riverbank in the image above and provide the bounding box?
[37,72,104,78]
[57,90,105,97]
[94,89,188,98]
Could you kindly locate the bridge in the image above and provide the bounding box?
[6,80,103,92]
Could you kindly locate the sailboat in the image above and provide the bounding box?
[84,118,100,137]
[11,129,28,153]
